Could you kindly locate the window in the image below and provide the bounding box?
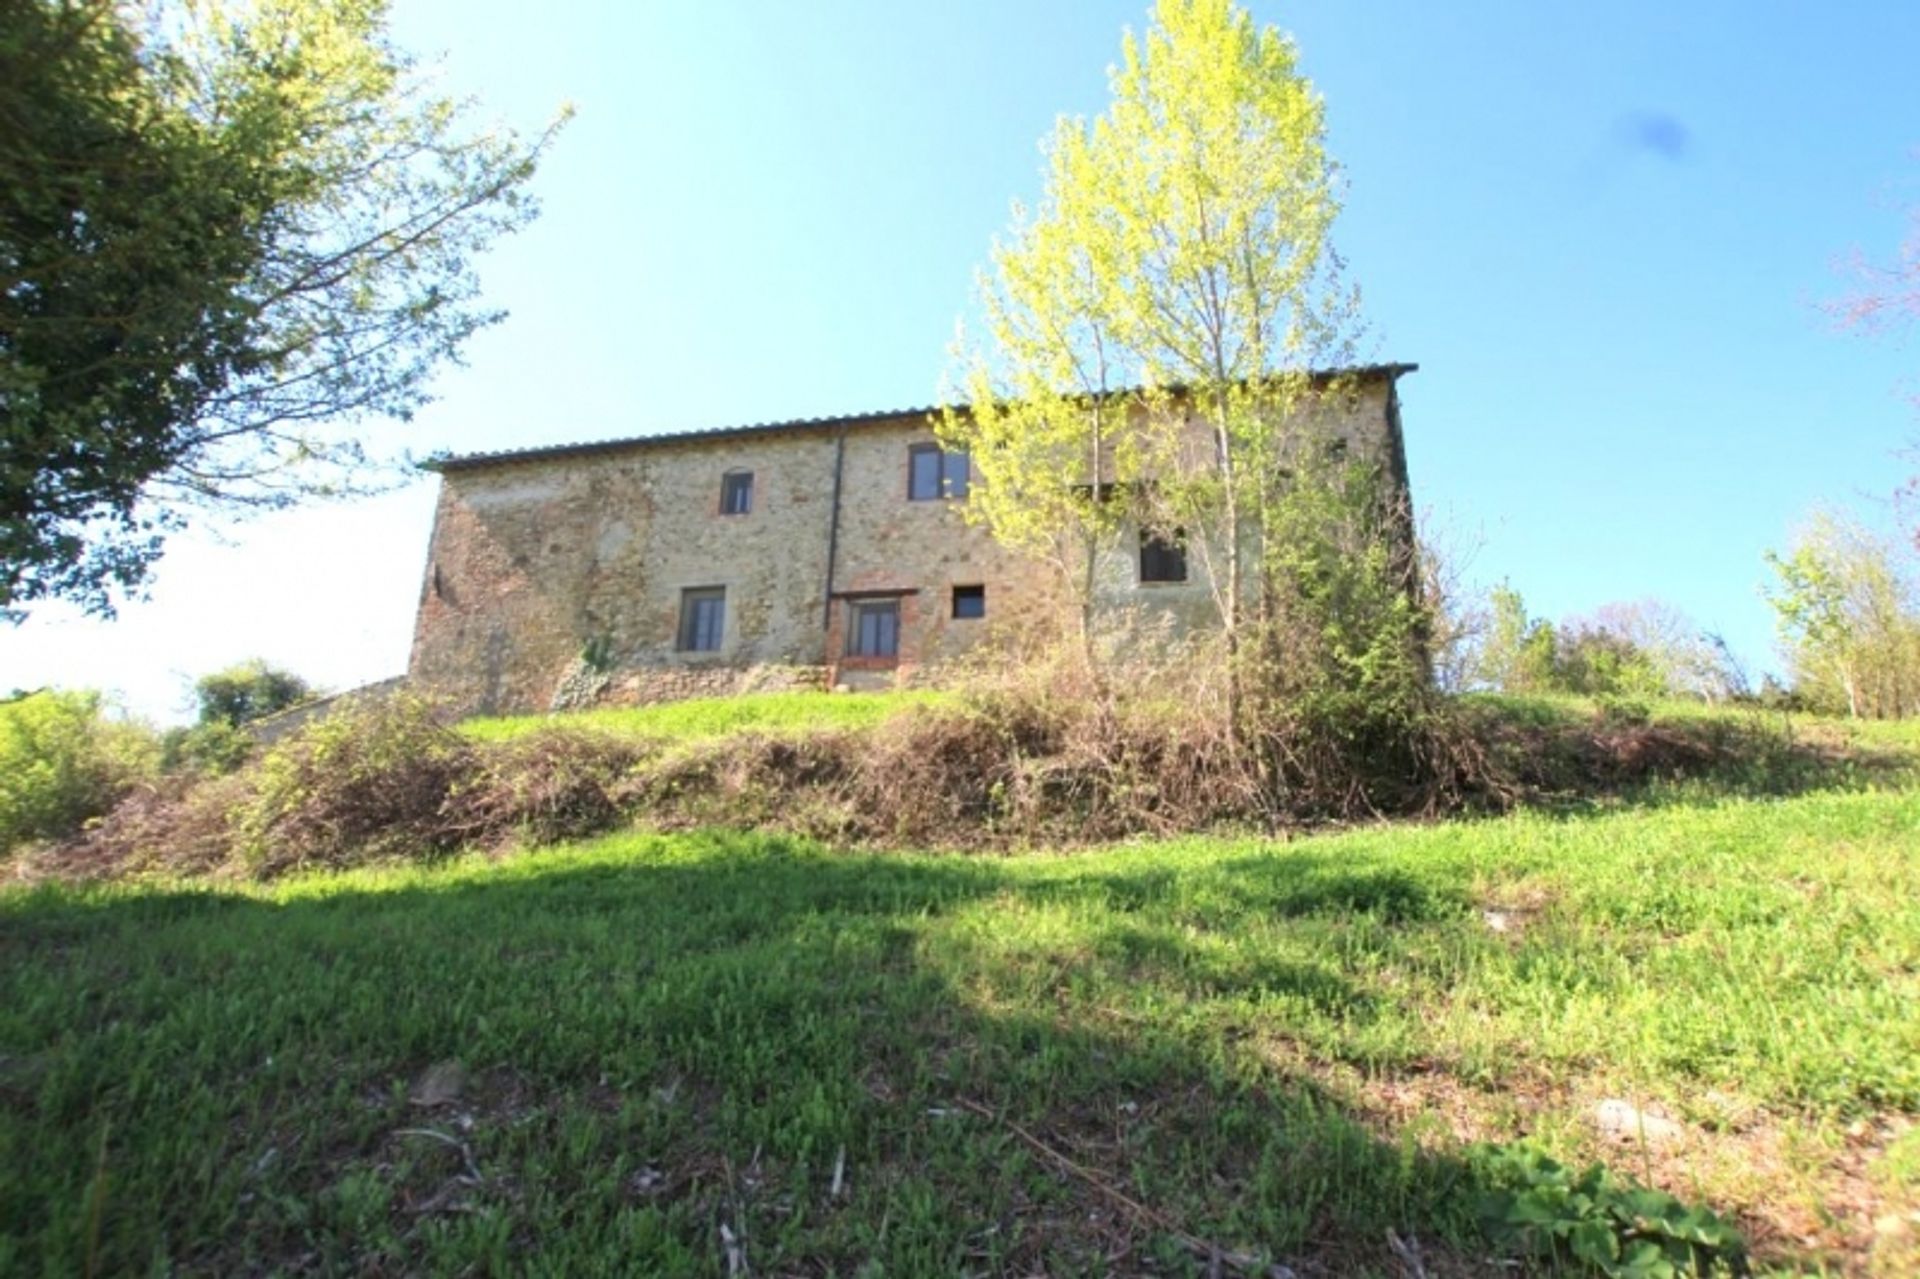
[908,443,970,501]
[846,599,900,658]
[951,584,985,619]
[677,587,725,651]
[1139,529,1188,584]
[720,470,753,515]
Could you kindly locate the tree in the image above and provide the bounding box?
[1413,514,1486,694]
[158,657,311,774]
[1763,510,1920,718]
[1559,599,1737,702]
[1471,582,1557,694]
[943,121,1136,659]
[1829,186,1920,344]
[943,0,1387,720]
[193,658,313,727]
[1828,168,1920,545]
[2,0,567,616]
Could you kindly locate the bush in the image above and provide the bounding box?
[159,720,255,777]
[22,679,1891,885]
[464,728,648,847]
[0,690,158,853]
[233,694,480,875]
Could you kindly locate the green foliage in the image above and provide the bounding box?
[1554,627,1668,701]
[1764,509,1920,718]
[0,0,567,616]
[193,659,313,728]
[1258,449,1425,703]
[943,0,1373,683]
[0,689,157,852]
[1475,582,1559,693]
[1469,587,1733,703]
[1476,1144,1748,1277]
[159,719,255,777]
[578,634,617,674]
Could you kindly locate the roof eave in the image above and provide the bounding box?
[429,361,1419,475]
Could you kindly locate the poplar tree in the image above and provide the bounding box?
[945,124,1140,656]
[945,0,1372,714]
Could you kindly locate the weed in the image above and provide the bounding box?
[1476,1143,1749,1277]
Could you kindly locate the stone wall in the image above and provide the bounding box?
[244,676,409,744]
[409,414,1061,716]
[407,379,1409,717]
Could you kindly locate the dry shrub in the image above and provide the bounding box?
[462,729,651,847]
[13,770,249,883]
[619,732,860,838]
[233,693,481,875]
[1447,699,1856,804]
[849,697,1065,841]
[26,653,1877,888]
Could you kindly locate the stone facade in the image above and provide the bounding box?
[407,368,1415,717]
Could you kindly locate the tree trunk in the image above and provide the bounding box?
[1082,413,1103,673]
[1214,409,1241,737]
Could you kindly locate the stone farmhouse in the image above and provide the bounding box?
[407,364,1417,716]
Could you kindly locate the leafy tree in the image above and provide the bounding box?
[156,658,311,775]
[1551,626,1664,700]
[1764,510,1920,718]
[193,659,313,727]
[1472,582,1557,694]
[1466,589,1742,702]
[944,0,1385,720]
[944,121,1136,659]
[1,0,567,616]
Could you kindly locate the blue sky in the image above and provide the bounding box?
[4,0,1916,721]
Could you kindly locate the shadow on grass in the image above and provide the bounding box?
[0,832,1516,1277]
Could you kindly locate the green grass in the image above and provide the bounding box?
[4,787,1917,1274]
[459,689,948,746]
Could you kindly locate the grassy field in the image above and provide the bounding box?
[4,776,1917,1274]
[459,689,949,746]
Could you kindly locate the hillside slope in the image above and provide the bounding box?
[4,785,1916,1274]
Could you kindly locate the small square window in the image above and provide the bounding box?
[908,444,969,501]
[1139,529,1188,584]
[846,599,900,658]
[951,585,985,619]
[677,587,725,651]
[720,470,753,515]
